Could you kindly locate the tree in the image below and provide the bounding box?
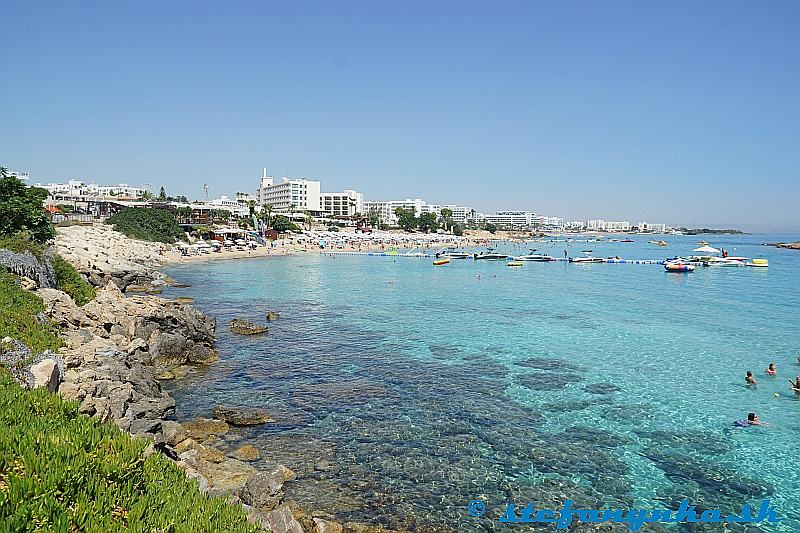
[158,186,167,201]
[485,222,498,234]
[106,207,186,243]
[0,167,55,244]
[394,207,417,232]
[452,223,464,236]
[271,215,298,233]
[303,210,312,230]
[247,200,257,218]
[175,206,193,224]
[259,203,274,230]
[367,209,381,228]
[439,208,453,233]
[417,212,439,234]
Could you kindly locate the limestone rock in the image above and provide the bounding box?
[161,421,188,447]
[266,505,304,533]
[183,418,230,440]
[201,458,257,493]
[239,464,293,510]
[233,444,261,462]
[29,359,61,393]
[213,405,274,426]
[314,518,344,533]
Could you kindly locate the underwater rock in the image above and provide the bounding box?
[214,404,275,426]
[517,372,583,391]
[229,318,267,335]
[517,356,582,372]
[584,383,622,395]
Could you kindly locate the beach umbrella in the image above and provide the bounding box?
[692,245,720,254]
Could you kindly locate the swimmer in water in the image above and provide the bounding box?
[745,371,757,385]
[746,412,769,426]
[766,363,776,376]
[789,376,800,394]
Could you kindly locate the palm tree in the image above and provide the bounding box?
[439,208,453,233]
[303,210,312,231]
[263,203,274,230]
[0,167,8,178]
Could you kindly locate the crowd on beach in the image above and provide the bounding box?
[738,357,800,427]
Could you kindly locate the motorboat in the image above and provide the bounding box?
[514,253,555,262]
[402,248,428,257]
[665,262,695,272]
[701,257,746,267]
[473,251,510,260]
[568,251,604,263]
[435,249,470,259]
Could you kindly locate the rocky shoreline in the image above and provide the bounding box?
[769,241,800,250]
[3,225,411,533]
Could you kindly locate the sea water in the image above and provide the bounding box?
[162,234,800,531]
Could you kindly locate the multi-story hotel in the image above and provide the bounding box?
[321,190,364,217]
[586,219,631,232]
[256,169,322,213]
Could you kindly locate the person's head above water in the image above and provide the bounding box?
[748,412,758,422]
[747,371,753,377]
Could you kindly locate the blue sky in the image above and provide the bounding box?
[2,1,799,230]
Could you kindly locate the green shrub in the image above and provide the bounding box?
[0,171,55,244]
[106,208,187,244]
[51,255,96,306]
[0,270,63,354]
[0,372,259,533]
[0,231,46,259]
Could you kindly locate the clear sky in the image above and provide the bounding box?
[2,1,799,231]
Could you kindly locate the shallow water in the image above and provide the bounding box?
[163,234,800,531]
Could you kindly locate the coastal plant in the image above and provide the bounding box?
[0,269,63,354]
[0,231,47,259]
[0,371,259,533]
[106,207,188,243]
[0,169,55,244]
[50,254,96,306]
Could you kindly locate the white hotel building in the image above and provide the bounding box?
[321,190,364,217]
[363,199,476,225]
[586,219,631,232]
[483,211,544,228]
[35,180,146,198]
[256,169,322,213]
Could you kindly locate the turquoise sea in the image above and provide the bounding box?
[162,234,800,531]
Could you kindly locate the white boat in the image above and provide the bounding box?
[569,251,604,263]
[514,253,555,262]
[473,251,510,260]
[436,249,470,259]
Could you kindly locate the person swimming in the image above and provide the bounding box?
[735,412,768,427]
[789,376,800,394]
[766,363,777,375]
[745,371,757,385]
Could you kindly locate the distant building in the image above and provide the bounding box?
[6,170,29,182]
[321,190,364,217]
[483,211,543,229]
[256,168,322,213]
[363,199,430,225]
[205,195,250,217]
[586,219,631,232]
[637,221,667,233]
[442,205,477,225]
[36,180,146,199]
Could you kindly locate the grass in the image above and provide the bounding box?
[0,269,63,355]
[50,255,96,307]
[0,232,46,259]
[0,371,260,533]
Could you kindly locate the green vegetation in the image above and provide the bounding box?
[452,223,464,236]
[270,215,299,233]
[0,371,259,533]
[394,207,418,232]
[485,223,498,234]
[677,227,745,235]
[0,168,55,244]
[417,212,439,234]
[0,269,63,354]
[0,231,46,258]
[106,208,187,243]
[51,255,96,306]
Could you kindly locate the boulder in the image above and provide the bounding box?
[213,405,274,426]
[233,444,261,462]
[29,359,61,393]
[161,421,188,446]
[314,518,344,533]
[266,505,304,533]
[239,464,294,510]
[199,447,226,464]
[201,458,257,493]
[183,418,230,440]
